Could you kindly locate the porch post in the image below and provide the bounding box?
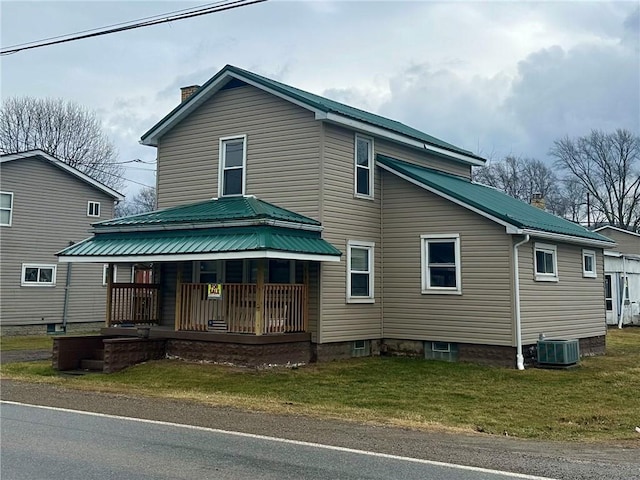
[255,259,265,335]
[303,262,310,332]
[174,263,183,332]
[105,263,114,327]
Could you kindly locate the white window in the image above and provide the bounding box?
[102,264,118,286]
[219,135,247,196]
[1,191,13,226]
[421,234,461,294]
[354,134,374,198]
[87,201,101,217]
[534,243,558,281]
[347,240,374,303]
[582,250,597,278]
[21,264,56,286]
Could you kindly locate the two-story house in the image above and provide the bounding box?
[57,65,615,369]
[594,225,640,326]
[1,150,124,335]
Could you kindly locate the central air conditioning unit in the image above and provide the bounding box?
[537,339,580,367]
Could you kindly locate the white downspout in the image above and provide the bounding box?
[618,256,627,329]
[513,234,530,370]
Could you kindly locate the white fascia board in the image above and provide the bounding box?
[377,162,517,232]
[92,219,323,234]
[520,229,617,249]
[326,113,485,167]
[58,250,342,264]
[594,225,640,238]
[1,150,124,200]
[141,71,325,147]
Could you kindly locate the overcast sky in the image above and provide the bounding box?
[2,1,639,198]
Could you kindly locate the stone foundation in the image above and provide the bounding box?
[313,340,381,362]
[167,339,311,367]
[579,335,606,356]
[2,322,101,337]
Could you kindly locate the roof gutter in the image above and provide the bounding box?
[325,113,485,166]
[519,229,616,249]
[513,234,530,371]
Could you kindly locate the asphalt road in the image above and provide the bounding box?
[1,380,639,480]
[1,402,555,480]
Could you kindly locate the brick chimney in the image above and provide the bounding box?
[530,192,546,209]
[180,85,200,102]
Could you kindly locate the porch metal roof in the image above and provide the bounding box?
[377,154,615,246]
[94,196,321,230]
[57,226,342,263]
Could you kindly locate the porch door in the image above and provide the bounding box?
[605,274,617,325]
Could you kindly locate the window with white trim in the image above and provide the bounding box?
[582,250,596,278]
[354,134,374,198]
[421,234,461,294]
[347,240,374,302]
[21,264,56,286]
[1,191,13,226]
[87,201,101,217]
[219,135,247,196]
[534,243,558,281]
[102,264,118,286]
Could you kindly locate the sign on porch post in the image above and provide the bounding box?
[207,283,222,299]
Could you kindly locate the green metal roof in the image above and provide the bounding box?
[95,196,320,229]
[377,154,614,244]
[141,65,484,162]
[58,226,341,259]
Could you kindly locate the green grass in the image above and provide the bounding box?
[3,329,640,443]
[0,335,54,351]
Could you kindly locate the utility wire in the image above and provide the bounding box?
[1,0,267,55]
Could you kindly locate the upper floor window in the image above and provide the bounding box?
[219,135,247,196]
[534,243,558,282]
[421,234,461,294]
[21,264,56,286]
[1,192,13,226]
[354,134,374,198]
[347,240,374,303]
[582,249,596,278]
[87,201,101,217]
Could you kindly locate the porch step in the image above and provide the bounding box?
[80,359,104,371]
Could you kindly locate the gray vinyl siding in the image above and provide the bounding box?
[319,123,383,343]
[596,228,640,255]
[375,138,472,178]
[157,84,321,220]
[519,242,606,343]
[381,172,515,346]
[0,158,116,327]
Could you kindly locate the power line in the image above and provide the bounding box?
[1,0,267,55]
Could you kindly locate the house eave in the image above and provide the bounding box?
[519,229,617,249]
[58,250,341,264]
[92,218,323,234]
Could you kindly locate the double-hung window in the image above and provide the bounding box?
[1,192,13,226]
[219,135,247,196]
[354,134,374,198]
[534,243,558,281]
[582,249,596,278]
[21,264,56,286]
[421,234,461,294]
[347,240,374,302]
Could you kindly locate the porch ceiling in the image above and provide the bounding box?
[57,226,342,263]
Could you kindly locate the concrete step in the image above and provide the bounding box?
[80,359,104,371]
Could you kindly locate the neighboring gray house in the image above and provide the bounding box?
[0,150,124,335]
[57,65,616,369]
[594,226,640,327]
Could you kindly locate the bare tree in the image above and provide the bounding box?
[473,155,565,213]
[550,129,640,231]
[115,186,157,217]
[0,96,124,190]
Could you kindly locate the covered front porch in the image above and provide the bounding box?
[58,196,341,341]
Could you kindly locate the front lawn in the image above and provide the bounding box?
[2,328,639,443]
